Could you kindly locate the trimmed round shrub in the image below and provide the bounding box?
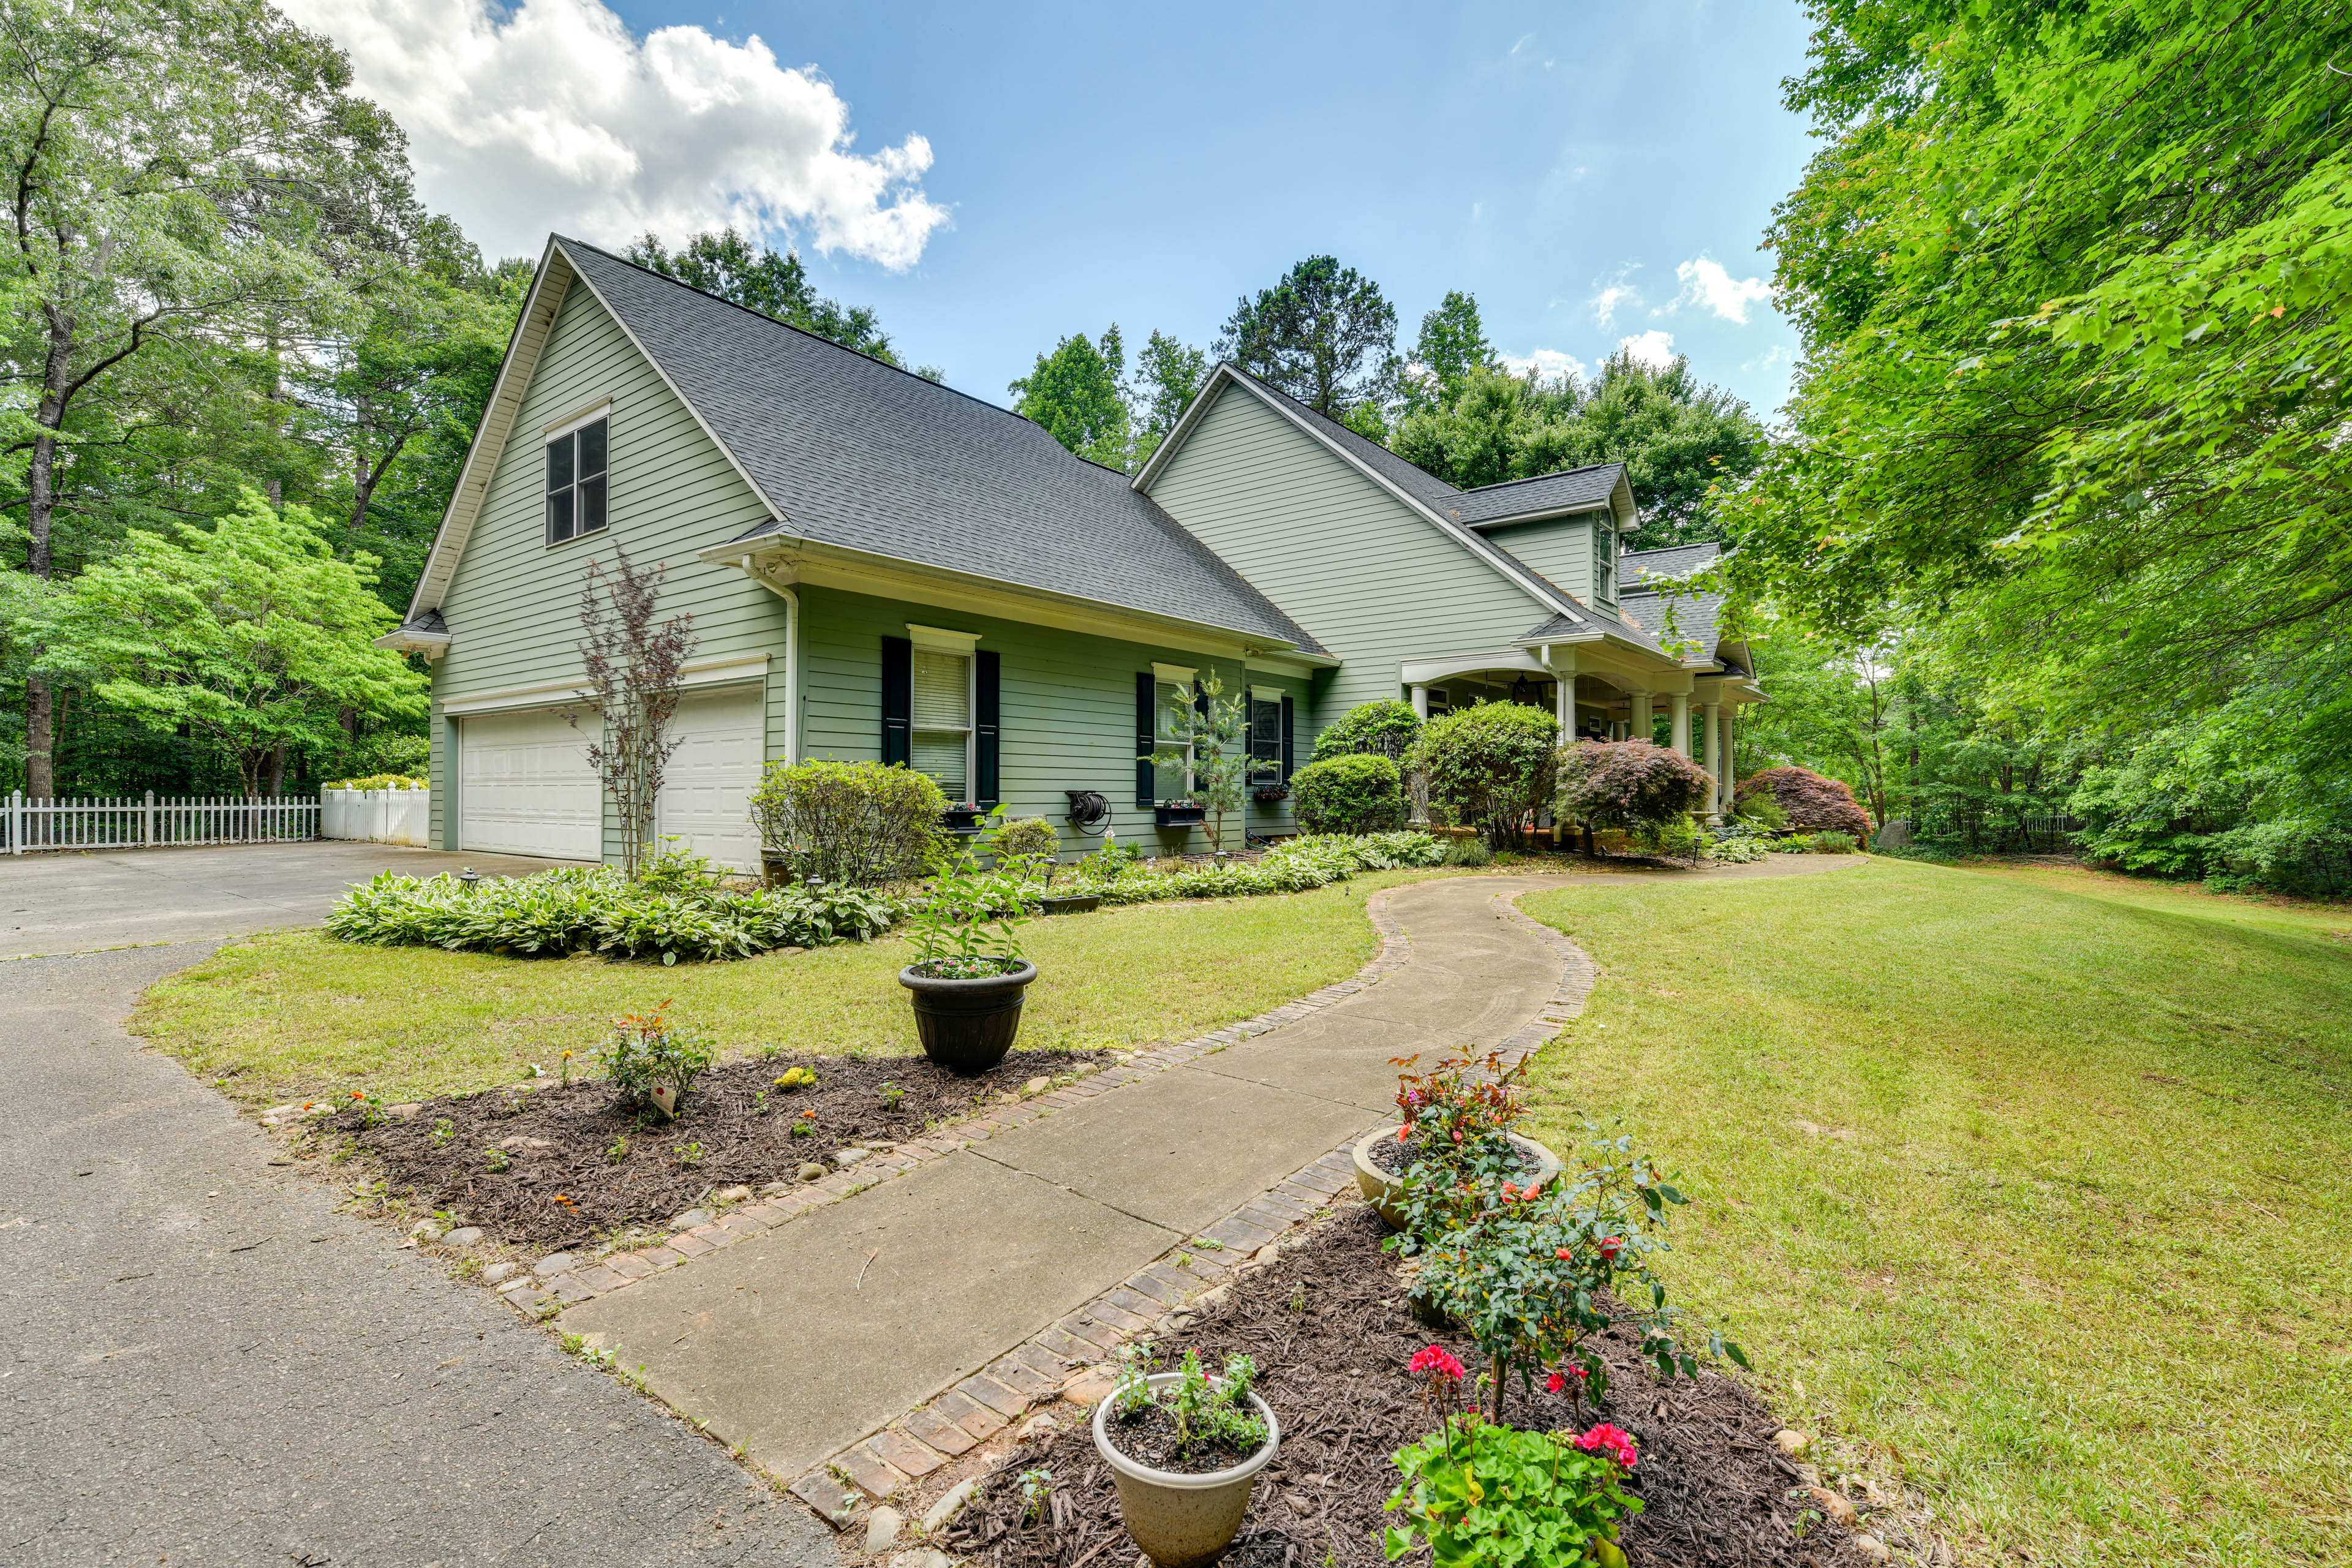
[748,758,946,887]
[1412,702,1559,848]
[1292,752,1404,834]
[989,815,1060,874]
[1735,766,1871,841]
[1310,698,1422,763]
[1555,740,1714,832]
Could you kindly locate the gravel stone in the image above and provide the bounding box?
[532,1251,578,1277]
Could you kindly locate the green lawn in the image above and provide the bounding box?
[1517,859,2351,1567]
[137,870,1441,1106]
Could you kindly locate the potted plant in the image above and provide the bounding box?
[1354,1051,1561,1230]
[1035,858,1101,916]
[899,810,1035,1074]
[1093,1347,1279,1568]
[941,801,985,831]
[1251,782,1290,804]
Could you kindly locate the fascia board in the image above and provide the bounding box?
[1193,368,1586,624]
[405,237,575,620]
[1129,366,1239,492]
[703,533,1336,665]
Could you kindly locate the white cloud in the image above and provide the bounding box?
[1500,348,1588,384]
[1742,344,1790,373]
[284,0,949,268]
[1589,266,1643,330]
[1668,255,1773,324]
[1618,330,1678,369]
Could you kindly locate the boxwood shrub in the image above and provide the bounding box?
[1291,752,1404,834]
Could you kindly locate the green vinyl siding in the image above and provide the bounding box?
[798,582,1293,853]
[425,275,783,856]
[1482,514,1598,605]
[1145,383,1554,731]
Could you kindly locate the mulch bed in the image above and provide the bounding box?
[336,1048,1106,1249]
[946,1205,1865,1568]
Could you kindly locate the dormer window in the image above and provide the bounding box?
[1597,515,1618,600]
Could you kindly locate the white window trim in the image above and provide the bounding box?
[543,400,612,439]
[909,636,978,805]
[544,408,612,550]
[908,623,982,656]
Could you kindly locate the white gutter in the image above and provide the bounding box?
[741,555,800,764]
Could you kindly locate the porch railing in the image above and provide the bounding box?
[4,791,320,854]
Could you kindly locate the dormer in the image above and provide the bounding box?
[1451,463,1636,608]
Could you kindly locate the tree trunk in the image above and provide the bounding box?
[24,677,53,799]
[266,742,285,796]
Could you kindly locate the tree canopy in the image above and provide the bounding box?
[1008,326,1131,470]
[624,228,935,376]
[1214,255,1398,426]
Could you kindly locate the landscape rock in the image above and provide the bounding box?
[919,1479,977,1537]
[1059,1370,1115,1408]
[796,1162,827,1183]
[409,1221,445,1243]
[480,1261,519,1284]
[443,1227,483,1248]
[758,1181,794,1198]
[668,1209,709,1231]
[888,1551,949,1568]
[388,1102,422,1120]
[716,1185,753,1204]
[1017,1412,1058,1441]
[1853,1536,1891,1563]
[1252,1243,1281,1263]
[533,1251,578,1277]
[834,1148,871,1170]
[864,1505,904,1554]
[1022,1076,1050,1096]
[1807,1486,1858,1527]
[1773,1429,1809,1458]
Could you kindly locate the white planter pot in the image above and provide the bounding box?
[1352,1123,1564,1230]
[1092,1372,1280,1568]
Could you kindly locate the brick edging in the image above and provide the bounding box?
[497,888,1420,1320]
[782,885,1602,1527]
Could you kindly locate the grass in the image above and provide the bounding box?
[1516,858,2351,1567]
[133,869,1445,1107]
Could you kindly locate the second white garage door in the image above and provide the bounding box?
[657,685,767,872]
[459,707,601,861]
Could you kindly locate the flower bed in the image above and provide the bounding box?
[327,1045,1104,1247]
[943,1207,1864,1568]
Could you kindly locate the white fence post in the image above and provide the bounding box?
[8,790,17,855]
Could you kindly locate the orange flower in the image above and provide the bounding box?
[801,1109,816,1119]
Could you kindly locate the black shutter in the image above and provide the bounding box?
[881,636,911,766]
[1280,695,1295,782]
[1135,673,1156,810]
[975,650,1000,807]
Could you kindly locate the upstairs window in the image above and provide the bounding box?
[1597,513,1617,600]
[546,415,609,546]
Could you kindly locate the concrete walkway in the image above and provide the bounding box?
[564,857,1861,1483]
[0,840,585,959]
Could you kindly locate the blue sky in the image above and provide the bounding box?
[297,0,1817,418]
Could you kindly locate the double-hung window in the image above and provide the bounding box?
[1248,688,1283,783]
[546,413,609,546]
[1596,511,1617,601]
[909,626,979,803]
[1152,662,1196,802]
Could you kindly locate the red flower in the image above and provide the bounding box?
[1409,1345,1467,1382]
[1598,1235,1624,1261]
[1500,1182,1519,1200]
[1575,1422,1638,1468]
[1521,1182,1542,1200]
[1547,1371,1566,1394]
[1396,1125,1411,1142]
[1555,1246,1574,1261]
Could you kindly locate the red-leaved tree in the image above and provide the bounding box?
[1555,741,1716,856]
[568,548,696,876]
[1735,766,1871,840]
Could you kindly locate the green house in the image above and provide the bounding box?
[382,236,1758,869]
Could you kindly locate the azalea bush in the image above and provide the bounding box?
[1734,765,1871,841]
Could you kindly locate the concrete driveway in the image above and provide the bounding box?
[0,840,584,959]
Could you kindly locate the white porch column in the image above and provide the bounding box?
[1409,684,1429,720]
[1669,693,1691,757]
[1703,699,1724,812]
[1632,691,1653,745]
[1719,707,1736,812]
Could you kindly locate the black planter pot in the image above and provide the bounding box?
[1154,803,1205,827]
[1036,894,1101,916]
[898,960,1038,1074]
[941,806,984,831]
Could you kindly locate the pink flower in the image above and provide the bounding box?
[1547,1372,1566,1394]
[1576,1422,1638,1468]
[1409,1345,1467,1382]
[1451,1128,1463,1144]
[1396,1125,1411,1142]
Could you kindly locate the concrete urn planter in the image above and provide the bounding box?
[898,960,1037,1075]
[1093,1373,1280,1568]
[1351,1124,1565,1230]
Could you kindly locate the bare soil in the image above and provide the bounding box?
[945,1206,1866,1568]
[1098,1402,1267,1477]
[337,1047,1106,1248]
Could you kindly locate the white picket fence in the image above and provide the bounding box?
[4,791,320,854]
[320,787,429,847]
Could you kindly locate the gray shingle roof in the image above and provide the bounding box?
[1518,542,1730,668]
[560,239,1327,656]
[1451,465,1625,526]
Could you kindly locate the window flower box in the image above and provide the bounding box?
[1251,784,1291,804]
[1153,802,1205,828]
[941,803,984,831]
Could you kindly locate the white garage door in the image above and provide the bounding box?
[459,707,602,861]
[657,685,766,872]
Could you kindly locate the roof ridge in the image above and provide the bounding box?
[1457,461,1624,496]
[551,233,1027,426]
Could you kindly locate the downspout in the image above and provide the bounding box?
[743,556,800,764]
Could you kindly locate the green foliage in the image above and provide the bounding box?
[1144,668,1251,851]
[2070,723,2352,896]
[624,227,911,369]
[1010,325,1132,470]
[1076,831,1444,905]
[31,490,427,793]
[1310,699,1422,763]
[635,840,720,895]
[1292,753,1404,835]
[1128,329,1210,470]
[905,809,1030,977]
[1807,831,1859,855]
[1735,766,1871,842]
[1733,791,1787,833]
[1414,704,1560,849]
[1402,291,1501,416]
[323,867,897,962]
[327,774,427,791]
[748,758,948,887]
[1391,350,1766,549]
[1442,837,1492,868]
[597,1006,717,1111]
[1384,1420,1639,1568]
[1109,1347,1268,1466]
[989,816,1060,878]
[1216,255,1400,420]
[1632,815,1705,864]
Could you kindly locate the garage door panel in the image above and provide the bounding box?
[460,709,601,861]
[657,687,765,872]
